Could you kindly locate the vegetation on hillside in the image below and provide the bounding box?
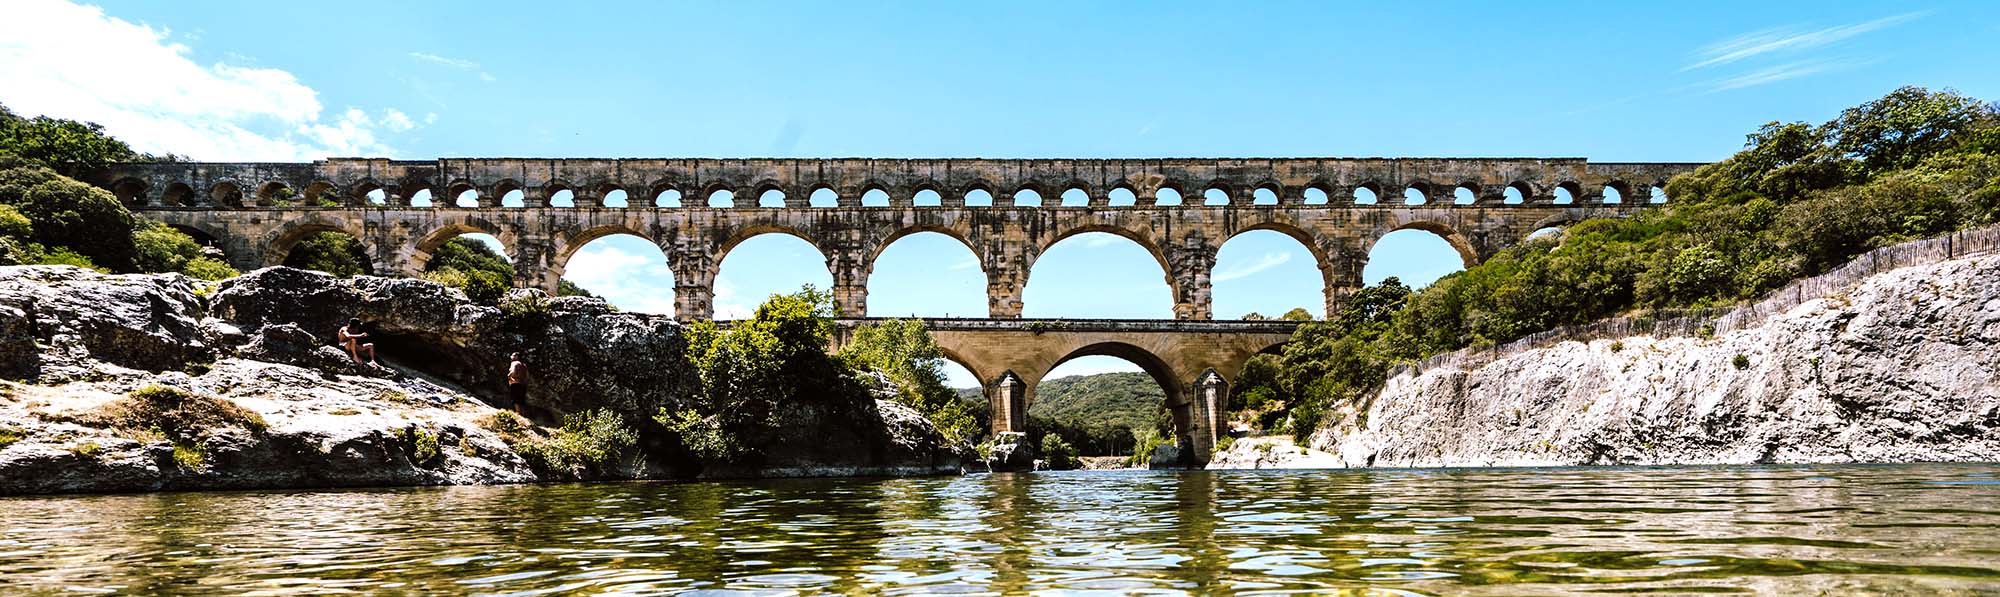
[1026,371,1168,456]
[660,286,979,464]
[1232,86,2000,442]
[0,104,237,280]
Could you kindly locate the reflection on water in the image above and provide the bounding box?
[2,465,1997,595]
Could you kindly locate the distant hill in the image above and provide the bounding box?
[1029,372,1166,455]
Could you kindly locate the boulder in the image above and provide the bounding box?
[0,265,210,380]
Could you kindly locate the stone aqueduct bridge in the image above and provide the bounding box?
[88,157,1698,462]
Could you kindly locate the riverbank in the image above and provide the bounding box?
[1297,245,2000,468]
[0,266,961,495]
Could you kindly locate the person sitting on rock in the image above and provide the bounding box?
[338,318,377,366]
[507,352,527,415]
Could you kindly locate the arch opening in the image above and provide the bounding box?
[1108,187,1138,206]
[867,231,986,317]
[1154,187,1183,206]
[913,189,942,206]
[964,188,994,207]
[500,189,525,208]
[1365,227,1471,288]
[1031,347,1185,460]
[1252,187,1280,205]
[452,187,479,208]
[279,229,375,278]
[1013,188,1043,207]
[713,232,831,320]
[1553,183,1578,205]
[1504,184,1528,204]
[708,188,736,208]
[655,188,683,207]
[1202,187,1229,206]
[256,181,295,207]
[161,183,196,207]
[1060,188,1089,206]
[1353,185,1379,204]
[1403,186,1428,205]
[210,182,244,208]
[757,188,787,208]
[807,187,839,208]
[562,233,674,313]
[862,188,890,207]
[602,189,630,208]
[1601,184,1624,204]
[1650,185,1669,204]
[111,178,148,206]
[1302,187,1329,205]
[1453,186,1477,205]
[548,189,576,208]
[419,231,513,291]
[1214,229,1324,321]
[1023,232,1172,318]
[408,188,435,207]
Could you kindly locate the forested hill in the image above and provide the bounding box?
[1025,372,1166,456]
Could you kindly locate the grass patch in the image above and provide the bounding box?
[70,441,101,459]
[398,426,443,468]
[88,384,266,439]
[480,410,529,437]
[515,409,636,475]
[171,441,204,470]
[329,407,361,416]
[0,427,21,449]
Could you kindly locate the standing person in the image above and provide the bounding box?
[338,318,377,366]
[507,352,527,416]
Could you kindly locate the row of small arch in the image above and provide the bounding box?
[111,177,1671,209]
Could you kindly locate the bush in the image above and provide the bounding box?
[1733,354,1751,369]
[283,231,373,277]
[0,204,30,239]
[837,318,982,445]
[0,426,21,449]
[517,409,637,474]
[1039,433,1080,470]
[420,266,469,289]
[557,279,595,297]
[462,270,509,303]
[0,157,137,271]
[499,292,551,319]
[399,426,443,468]
[181,256,239,281]
[28,244,104,271]
[70,441,102,459]
[131,220,203,274]
[171,441,204,470]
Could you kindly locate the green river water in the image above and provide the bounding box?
[1,465,1997,595]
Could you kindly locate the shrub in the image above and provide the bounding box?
[0,426,21,449]
[557,279,595,297]
[1039,433,1080,470]
[499,292,552,319]
[28,244,104,271]
[837,318,982,445]
[0,204,31,239]
[70,441,102,459]
[666,287,870,463]
[171,441,204,470]
[399,426,443,468]
[462,270,509,303]
[181,256,239,281]
[518,409,637,474]
[482,410,527,436]
[283,231,373,277]
[0,157,137,270]
[130,220,203,274]
[1733,354,1751,369]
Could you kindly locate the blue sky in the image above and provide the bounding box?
[5,0,1997,386]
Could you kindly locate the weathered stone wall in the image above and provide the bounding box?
[90,157,1696,322]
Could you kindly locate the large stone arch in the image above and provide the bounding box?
[713,224,827,268]
[865,224,984,277]
[260,217,373,268]
[1037,223,1171,279]
[407,217,516,276]
[551,223,662,270]
[1215,221,1337,319]
[1368,219,1482,269]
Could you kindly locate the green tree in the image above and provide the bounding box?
[1038,433,1080,470]
[428,237,514,279]
[838,318,982,445]
[1825,86,1993,175]
[131,220,203,274]
[0,107,141,174]
[557,279,596,297]
[0,157,137,271]
[1279,307,1314,321]
[283,231,374,277]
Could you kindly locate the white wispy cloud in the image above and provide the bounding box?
[564,242,677,315]
[1213,252,1292,282]
[1702,59,1873,93]
[1683,12,1926,71]
[948,256,980,270]
[1080,234,1123,248]
[408,51,496,82]
[0,0,423,159]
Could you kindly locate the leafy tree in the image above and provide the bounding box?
[838,318,982,445]
[181,256,239,281]
[1825,86,1991,175]
[558,279,596,297]
[1279,307,1314,321]
[660,286,870,463]
[0,157,138,271]
[428,237,514,279]
[0,106,141,174]
[1039,433,1080,470]
[131,220,203,274]
[1027,372,1165,456]
[283,231,374,277]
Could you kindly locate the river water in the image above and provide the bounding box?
[2,465,1997,595]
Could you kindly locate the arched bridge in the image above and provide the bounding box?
[87,156,1699,465]
[89,157,1696,320]
[830,318,1299,464]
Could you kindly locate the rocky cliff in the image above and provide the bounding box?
[1302,252,2000,468]
[0,266,959,494]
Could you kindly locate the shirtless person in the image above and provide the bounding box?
[338,318,377,365]
[507,352,527,415]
